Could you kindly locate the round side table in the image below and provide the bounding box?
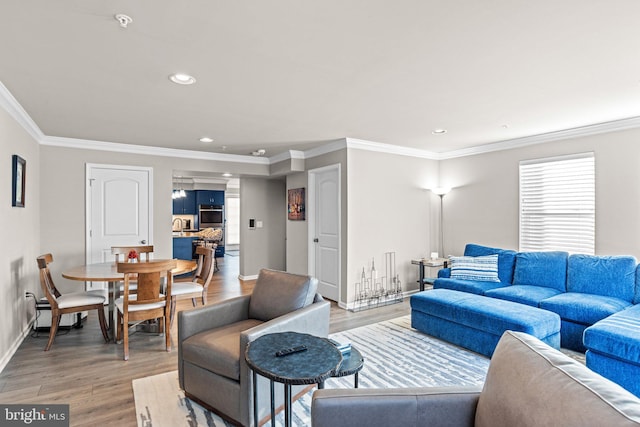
[245,332,342,427]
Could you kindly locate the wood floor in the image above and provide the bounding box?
[0,255,410,426]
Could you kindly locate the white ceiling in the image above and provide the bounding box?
[2,1,640,157]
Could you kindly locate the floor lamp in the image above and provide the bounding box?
[432,187,451,258]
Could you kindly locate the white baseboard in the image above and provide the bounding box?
[0,314,36,374]
[238,274,259,281]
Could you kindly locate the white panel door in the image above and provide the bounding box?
[86,164,152,289]
[309,165,341,301]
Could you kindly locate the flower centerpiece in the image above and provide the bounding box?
[127,249,139,262]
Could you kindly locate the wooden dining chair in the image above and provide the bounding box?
[116,259,177,360]
[36,254,110,351]
[111,245,154,263]
[170,246,216,323]
[111,245,154,293]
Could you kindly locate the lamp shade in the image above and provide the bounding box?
[431,187,451,196]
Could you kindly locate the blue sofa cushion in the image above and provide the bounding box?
[438,268,451,278]
[433,278,508,296]
[567,254,637,302]
[450,254,500,282]
[539,293,632,325]
[635,265,640,305]
[513,251,568,292]
[584,304,640,365]
[411,289,560,339]
[485,285,563,307]
[464,243,517,284]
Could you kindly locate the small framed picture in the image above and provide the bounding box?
[12,155,26,207]
[288,188,305,220]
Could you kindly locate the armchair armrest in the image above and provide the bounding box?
[311,387,481,427]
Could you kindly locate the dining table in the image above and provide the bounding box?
[62,258,197,339]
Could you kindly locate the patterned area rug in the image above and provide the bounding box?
[134,316,578,426]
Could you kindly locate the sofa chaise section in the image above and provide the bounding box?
[411,289,560,357]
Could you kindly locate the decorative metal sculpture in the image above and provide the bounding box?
[352,252,402,312]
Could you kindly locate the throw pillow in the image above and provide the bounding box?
[450,254,500,282]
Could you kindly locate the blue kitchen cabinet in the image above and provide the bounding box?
[196,190,224,207]
[215,245,225,257]
[172,190,196,214]
[173,237,197,260]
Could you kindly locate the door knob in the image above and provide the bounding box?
[140,240,147,244]
[313,238,319,243]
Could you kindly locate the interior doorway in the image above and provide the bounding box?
[308,164,341,302]
[86,163,153,290]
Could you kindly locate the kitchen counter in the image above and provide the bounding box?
[172,231,201,238]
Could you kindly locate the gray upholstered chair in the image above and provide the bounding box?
[178,268,330,427]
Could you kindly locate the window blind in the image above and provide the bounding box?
[519,152,595,254]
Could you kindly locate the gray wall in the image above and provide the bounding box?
[39,145,270,294]
[0,107,40,370]
[440,129,640,258]
[239,177,286,277]
[345,149,439,304]
[285,149,350,301]
[285,172,308,275]
[284,148,439,306]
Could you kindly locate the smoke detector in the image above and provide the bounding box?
[251,149,266,156]
[115,14,133,29]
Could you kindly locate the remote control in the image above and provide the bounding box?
[275,345,307,357]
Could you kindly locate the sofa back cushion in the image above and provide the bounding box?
[513,251,568,292]
[463,243,516,283]
[475,331,640,427]
[567,254,637,302]
[249,268,318,321]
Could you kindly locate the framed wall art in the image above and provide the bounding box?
[12,155,26,207]
[288,187,305,220]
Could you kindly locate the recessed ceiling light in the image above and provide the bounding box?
[199,137,213,143]
[432,129,447,135]
[169,73,196,85]
[222,173,232,177]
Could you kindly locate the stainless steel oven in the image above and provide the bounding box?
[199,204,224,227]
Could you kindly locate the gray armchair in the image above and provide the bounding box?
[312,331,640,427]
[178,268,330,427]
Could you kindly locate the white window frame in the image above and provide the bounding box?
[519,152,595,254]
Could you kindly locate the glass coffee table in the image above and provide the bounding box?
[246,332,363,427]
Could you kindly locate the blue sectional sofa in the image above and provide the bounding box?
[433,244,637,353]
[417,243,640,397]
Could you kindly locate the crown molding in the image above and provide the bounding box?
[302,139,348,159]
[345,137,438,159]
[4,80,640,165]
[41,135,270,164]
[435,116,640,160]
[0,82,45,143]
